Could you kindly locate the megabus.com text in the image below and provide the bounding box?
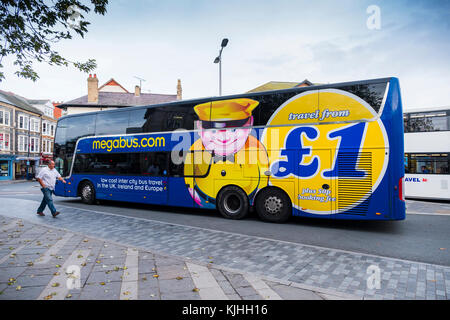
[92,137,165,152]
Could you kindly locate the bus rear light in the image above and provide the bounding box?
[399,177,405,202]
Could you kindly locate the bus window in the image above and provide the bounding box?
[405,153,450,174]
[127,108,147,133]
[64,115,96,176]
[169,150,211,177]
[141,107,167,133]
[335,82,387,114]
[95,111,130,136]
[141,152,168,176]
[54,118,68,175]
[127,103,204,134]
[169,150,185,177]
[164,104,199,131]
[247,92,297,126]
[407,112,449,132]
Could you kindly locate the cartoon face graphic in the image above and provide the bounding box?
[194,98,259,156]
[197,116,253,156]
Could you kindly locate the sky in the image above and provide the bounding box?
[1,0,449,110]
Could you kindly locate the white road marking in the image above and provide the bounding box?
[35,233,74,264]
[120,248,139,300]
[243,273,282,300]
[37,249,90,300]
[0,244,27,265]
[407,211,450,216]
[186,263,229,300]
[1,219,20,232]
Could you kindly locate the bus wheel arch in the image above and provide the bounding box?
[78,180,96,205]
[254,186,292,223]
[216,185,249,220]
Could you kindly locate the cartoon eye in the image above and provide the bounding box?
[230,128,237,133]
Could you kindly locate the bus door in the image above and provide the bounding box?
[297,149,336,216]
[169,150,212,208]
[140,152,169,205]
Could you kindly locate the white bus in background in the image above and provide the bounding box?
[403,106,450,200]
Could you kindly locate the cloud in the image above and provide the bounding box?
[0,0,448,108]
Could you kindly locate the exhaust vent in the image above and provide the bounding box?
[337,152,373,215]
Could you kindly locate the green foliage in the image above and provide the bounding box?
[0,0,108,82]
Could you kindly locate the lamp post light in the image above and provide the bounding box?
[214,38,229,96]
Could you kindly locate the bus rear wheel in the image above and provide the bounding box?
[80,181,96,205]
[255,188,291,223]
[217,186,249,220]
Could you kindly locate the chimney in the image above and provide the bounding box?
[177,79,182,100]
[134,85,141,97]
[87,74,99,103]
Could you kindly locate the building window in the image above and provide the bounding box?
[0,110,10,126]
[43,139,53,154]
[50,124,55,136]
[30,118,40,132]
[0,133,10,151]
[18,135,28,152]
[18,115,29,130]
[30,137,39,153]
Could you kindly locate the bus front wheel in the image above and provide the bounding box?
[80,181,96,205]
[255,188,291,223]
[216,186,249,220]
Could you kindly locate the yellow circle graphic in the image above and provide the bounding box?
[262,89,388,214]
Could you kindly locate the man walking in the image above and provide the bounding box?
[36,161,66,218]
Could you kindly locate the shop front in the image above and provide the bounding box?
[0,155,14,181]
[15,157,40,180]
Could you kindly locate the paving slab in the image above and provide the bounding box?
[0,198,448,300]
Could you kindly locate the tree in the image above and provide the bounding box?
[0,0,108,82]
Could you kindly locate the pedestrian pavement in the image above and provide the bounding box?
[406,200,450,215]
[0,179,34,185]
[0,215,347,300]
[0,198,449,300]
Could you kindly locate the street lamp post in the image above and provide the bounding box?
[214,38,229,96]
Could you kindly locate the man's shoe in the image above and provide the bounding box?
[37,212,45,216]
[52,212,60,218]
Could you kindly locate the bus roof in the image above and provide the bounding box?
[57,77,394,122]
[404,106,450,114]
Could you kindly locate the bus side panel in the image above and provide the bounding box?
[382,78,406,220]
[71,174,171,205]
[54,179,66,197]
[168,177,196,208]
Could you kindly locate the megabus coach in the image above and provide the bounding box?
[53,77,406,222]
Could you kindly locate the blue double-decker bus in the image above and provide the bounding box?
[54,77,405,222]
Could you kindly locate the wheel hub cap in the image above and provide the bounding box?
[224,194,241,214]
[82,186,91,199]
[265,196,282,214]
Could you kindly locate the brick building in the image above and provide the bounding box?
[0,90,44,180]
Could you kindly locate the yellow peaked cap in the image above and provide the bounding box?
[194,98,259,121]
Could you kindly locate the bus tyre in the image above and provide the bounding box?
[80,181,96,205]
[255,188,291,223]
[217,186,249,220]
